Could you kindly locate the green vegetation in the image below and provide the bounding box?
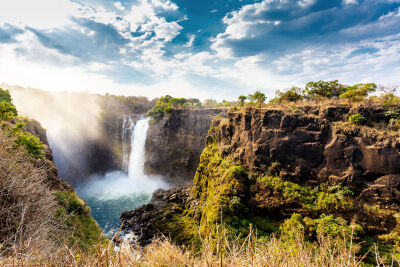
[55,191,104,252]
[248,90,266,107]
[270,86,304,103]
[339,83,377,105]
[0,101,18,121]
[349,114,366,125]
[304,80,346,99]
[255,175,354,213]
[0,88,13,103]
[281,213,363,241]
[238,95,247,106]
[0,88,18,120]
[0,88,45,158]
[147,95,193,119]
[269,80,377,103]
[14,130,45,158]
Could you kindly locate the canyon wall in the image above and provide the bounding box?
[144,108,227,185]
[216,105,400,194]
[122,105,400,247]
[5,84,155,185]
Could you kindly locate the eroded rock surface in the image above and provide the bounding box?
[145,109,226,185]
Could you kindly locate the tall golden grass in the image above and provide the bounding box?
[1,225,398,267]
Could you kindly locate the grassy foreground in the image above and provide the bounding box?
[1,227,398,267]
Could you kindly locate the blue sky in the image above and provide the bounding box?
[0,0,399,100]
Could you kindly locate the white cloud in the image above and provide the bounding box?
[270,36,400,85]
[151,0,178,11]
[298,0,316,7]
[114,2,126,11]
[342,0,359,5]
[185,35,195,47]
[154,21,182,41]
[0,0,80,29]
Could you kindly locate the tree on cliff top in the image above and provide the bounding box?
[248,90,266,107]
[270,87,304,103]
[0,88,18,120]
[0,88,13,104]
[238,95,247,106]
[304,80,346,99]
[339,83,377,106]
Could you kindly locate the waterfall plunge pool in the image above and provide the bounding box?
[76,118,169,234]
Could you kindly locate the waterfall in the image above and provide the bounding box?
[128,118,149,179]
[121,116,134,173]
[76,116,167,233]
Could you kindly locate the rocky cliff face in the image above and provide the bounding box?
[144,109,226,185]
[6,84,155,185]
[23,119,73,191]
[121,104,400,248]
[216,106,400,193]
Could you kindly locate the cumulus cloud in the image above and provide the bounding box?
[0,0,399,100]
[212,0,400,58]
[0,0,80,29]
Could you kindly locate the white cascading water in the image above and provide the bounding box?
[128,118,149,178]
[78,116,167,199]
[76,116,167,232]
[121,116,134,173]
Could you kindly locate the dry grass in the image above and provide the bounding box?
[0,129,63,259]
[2,224,399,267]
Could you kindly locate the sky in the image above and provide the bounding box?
[0,0,399,100]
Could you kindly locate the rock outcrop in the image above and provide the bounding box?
[23,119,72,191]
[121,187,192,246]
[145,109,227,185]
[121,105,400,247]
[216,106,400,192]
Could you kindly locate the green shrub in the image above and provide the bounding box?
[339,83,376,105]
[164,106,173,114]
[55,191,103,252]
[248,90,266,107]
[256,176,353,213]
[304,80,345,99]
[56,191,88,214]
[14,131,45,158]
[281,213,363,241]
[270,87,304,103]
[0,88,13,104]
[349,114,366,125]
[0,101,18,121]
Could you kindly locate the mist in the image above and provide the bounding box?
[76,171,168,200]
[2,83,104,183]
[2,83,155,185]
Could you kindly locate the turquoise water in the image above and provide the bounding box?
[82,193,150,234]
[76,171,167,235]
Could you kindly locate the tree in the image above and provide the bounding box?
[203,99,217,108]
[188,98,200,107]
[238,95,247,106]
[271,87,304,103]
[339,83,376,106]
[0,101,18,121]
[169,98,187,108]
[304,80,346,99]
[248,90,266,108]
[147,95,172,119]
[0,88,13,104]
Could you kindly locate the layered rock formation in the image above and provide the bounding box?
[121,104,400,248]
[216,106,400,192]
[144,108,226,185]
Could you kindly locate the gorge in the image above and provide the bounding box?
[77,117,168,233]
[2,84,400,265]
